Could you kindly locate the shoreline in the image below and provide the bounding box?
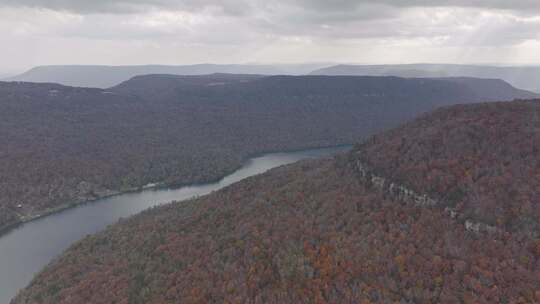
[0,143,352,238]
[0,188,133,238]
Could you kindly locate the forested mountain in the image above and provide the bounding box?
[311,64,540,93]
[112,74,537,104]
[352,101,540,237]
[12,100,539,304]
[0,75,536,234]
[4,63,328,88]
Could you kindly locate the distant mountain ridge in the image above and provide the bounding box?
[4,64,329,88]
[311,64,540,93]
[7,63,540,92]
[0,72,15,79]
[112,74,539,102]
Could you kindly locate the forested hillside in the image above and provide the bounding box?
[352,101,540,237]
[0,75,536,233]
[12,101,540,304]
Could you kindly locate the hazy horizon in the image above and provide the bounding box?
[5,61,540,77]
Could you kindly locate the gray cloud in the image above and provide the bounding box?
[1,0,540,72]
[0,0,251,15]
[1,0,540,15]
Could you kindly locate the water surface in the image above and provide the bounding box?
[0,146,349,303]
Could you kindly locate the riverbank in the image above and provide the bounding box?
[0,188,131,237]
[0,144,352,238]
[0,145,350,304]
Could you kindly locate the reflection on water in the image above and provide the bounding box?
[0,146,349,303]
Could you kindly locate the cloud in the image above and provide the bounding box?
[1,0,540,15]
[0,0,252,15]
[1,0,540,72]
[2,1,539,45]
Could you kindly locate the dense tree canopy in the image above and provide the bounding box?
[2,74,529,232]
[352,100,540,237]
[12,100,540,304]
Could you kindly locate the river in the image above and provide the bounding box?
[0,146,349,303]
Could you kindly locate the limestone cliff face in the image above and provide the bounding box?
[348,100,539,237]
[353,160,438,207]
[351,159,499,234]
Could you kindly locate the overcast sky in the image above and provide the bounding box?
[1,0,540,72]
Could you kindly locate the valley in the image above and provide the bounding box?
[0,146,347,304]
[12,100,539,304]
[2,74,533,234]
[3,2,540,303]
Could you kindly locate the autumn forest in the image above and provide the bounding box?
[11,100,540,304]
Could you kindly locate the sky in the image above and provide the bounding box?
[1,0,540,73]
